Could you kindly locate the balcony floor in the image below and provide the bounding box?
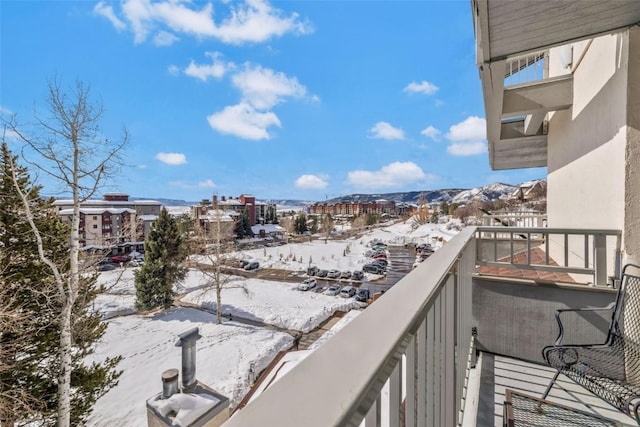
[475,352,636,426]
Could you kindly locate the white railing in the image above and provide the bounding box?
[504,51,547,87]
[476,227,621,286]
[223,227,477,427]
[480,211,547,228]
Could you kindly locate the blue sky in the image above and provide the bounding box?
[1,0,544,202]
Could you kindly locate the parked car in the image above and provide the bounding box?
[371,253,387,260]
[307,266,319,276]
[298,278,317,291]
[324,285,342,296]
[352,271,364,280]
[363,264,385,274]
[129,259,144,267]
[371,259,388,267]
[340,271,352,279]
[339,286,356,298]
[327,269,341,279]
[317,269,328,277]
[239,260,250,268]
[356,288,370,302]
[98,263,116,271]
[244,261,259,271]
[111,255,129,263]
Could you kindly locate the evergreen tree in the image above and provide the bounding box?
[294,213,308,234]
[235,207,253,239]
[0,141,121,426]
[135,208,187,310]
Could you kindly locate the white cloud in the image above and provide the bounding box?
[447,142,487,156]
[170,179,216,189]
[207,102,281,140]
[445,116,487,156]
[0,105,13,115]
[295,174,328,190]
[118,0,311,45]
[136,164,148,169]
[155,152,187,165]
[184,52,235,81]
[347,161,432,189]
[369,122,405,140]
[94,1,127,31]
[403,80,438,96]
[153,30,179,46]
[446,116,486,142]
[421,125,441,141]
[232,64,307,110]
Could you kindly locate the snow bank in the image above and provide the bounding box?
[182,277,361,333]
[87,307,292,427]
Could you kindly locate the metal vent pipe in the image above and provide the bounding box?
[175,327,202,393]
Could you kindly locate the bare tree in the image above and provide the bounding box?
[413,192,430,226]
[190,208,248,324]
[6,79,127,427]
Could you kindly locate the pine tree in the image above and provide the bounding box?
[135,207,187,310]
[0,141,121,426]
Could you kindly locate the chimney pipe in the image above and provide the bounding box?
[162,368,179,398]
[175,327,202,393]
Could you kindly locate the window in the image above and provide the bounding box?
[93,224,98,229]
[93,216,98,220]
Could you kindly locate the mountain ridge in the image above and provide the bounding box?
[131,179,545,207]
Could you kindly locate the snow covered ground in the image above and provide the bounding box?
[87,219,460,425]
[86,308,292,426]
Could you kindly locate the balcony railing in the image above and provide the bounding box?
[224,227,477,427]
[480,211,547,228]
[476,227,621,286]
[504,51,547,87]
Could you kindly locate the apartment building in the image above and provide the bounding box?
[54,193,163,247]
[209,194,277,226]
[309,200,397,217]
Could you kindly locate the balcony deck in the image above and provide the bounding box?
[475,352,635,426]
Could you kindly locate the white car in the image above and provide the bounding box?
[298,279,317,291]
[324,285,342,296]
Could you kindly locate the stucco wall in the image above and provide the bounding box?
[624,27,640,265]
[547,32,627,231]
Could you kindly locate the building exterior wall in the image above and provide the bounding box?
[625,27,640,265]
[546,32,630,271]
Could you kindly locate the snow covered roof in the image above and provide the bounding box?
[251,224,285,234]
[138,214,158,221]
[59,208,136,215]
[54,199,162,207]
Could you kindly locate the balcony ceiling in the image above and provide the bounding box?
[476,0,640,63]
[473,0,640,170]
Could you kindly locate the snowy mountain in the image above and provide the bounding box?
[327,182,523,205]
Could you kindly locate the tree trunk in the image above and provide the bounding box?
[56,299,73,427]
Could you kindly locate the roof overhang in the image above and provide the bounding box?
[472,0,640,170]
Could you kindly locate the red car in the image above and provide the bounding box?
[111,255,129,263]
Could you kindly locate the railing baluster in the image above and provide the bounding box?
[444,274,456,426]
[417,318,427,427]
[545,232,550,265]
[405,336,416,427]
[584,234,589,268]
[365,396,380,427]
[564,233,569,267]
[432,294,440,427]
[389,360,402,427]
[594,234,607,286]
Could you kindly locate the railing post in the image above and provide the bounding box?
[594,234,607,286]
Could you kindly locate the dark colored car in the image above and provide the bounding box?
[98,263,116,271]
[244,261,259,270]
[317,269,328,277]
[307,266,319,276]
[356,288,370,302]
[352,271,364,280]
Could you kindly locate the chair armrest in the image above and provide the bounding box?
[553,302,616,345]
